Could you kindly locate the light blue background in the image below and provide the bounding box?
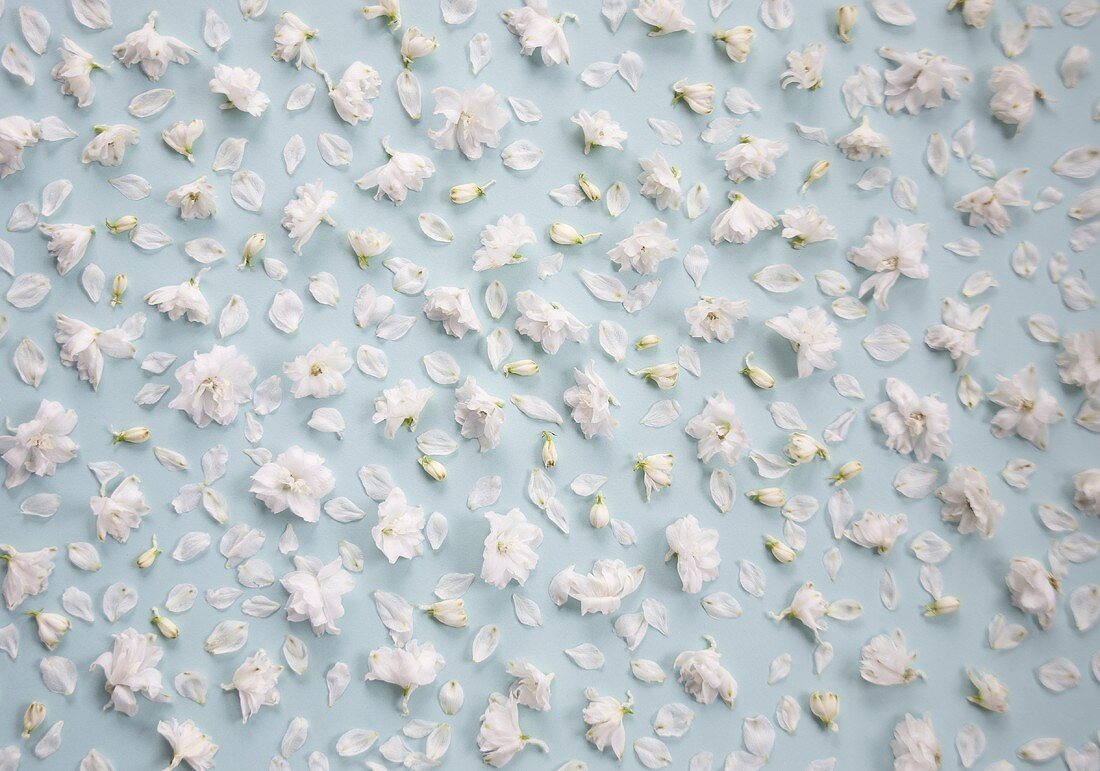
[0,0,1097,768]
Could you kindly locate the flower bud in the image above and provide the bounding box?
[549,222,600,245]
[829,460,863,485]
[589,493,610,528]
[420,599,467,628]
[136,535,160,569]
[22,702,45,738]
[634,334,660,350]
[577,173,601,202]
[924,596,961,616]
[400,28,438,66]
[418,455,447,481]
[740,352,775,389]
[240,232,266,268]
[27,610,69,651]
[105,215,138,234]
[503,359,539,376]
[837,5,857,43]
[672,80,715,114]
[439,680,464,715]
[785,432,829,464]
[800,160,830,193]
[347,227,393,268]
[541,432,557,469]
[765,536,797,564]
[629,363,679,389]
[111,274,127,307]
[112,426,150,445]
[450,180,494,204]
[748,487,786,507]
[810,691,840,732]
[150,607,180,639]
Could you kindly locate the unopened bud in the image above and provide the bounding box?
[924,596,961,616]
[240,232,266,268]
[439,680,464,715]
[800,160,830,193]
[550,222,600,245]
[150,607,179,639]
[740,352,775,389]
[112,426,150,445]
[503,359,539,376]
[837,5,857,43]
[748,487,786,507]
[829,460,863,485]
[111,274,127,307]
[541,432,557,469]
[136,535,160,569]
[105,215,138,234]
[418,455,447,481]
[578,173,601,202]
[589,493,610,528]
[450,180,494,204]
[765,536,797,564]
[22,702,45,738]
[634,334,660,350]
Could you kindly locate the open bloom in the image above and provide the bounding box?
[665,515,720,593]
[948,0,993,27]
[781,43,826,89]
[553,559,645,615]
[955,168,1029,235]
[161,119,203,162]
[482,509,543,588]
[429,85,509,160]
[473,214,537,270]
[372,487,425,563]
[836,116,890,160]
[848,220,929,309]
[329,61,381,124]
[281,555,354,635]
[967,669,1009,713]
[454,378,506,451]
[55,313,143,390]
[272,12,317,69]
[710,192,776,244]
[166,177,217,220]
[715,25,754,62]
[113,11,195,80]
[507,658,554,710]
[684,296,748,343]
[860,629,923,685]
[608,219,678,275]
[1074,468,1100,516]
[987,363,1064,449]
[766,306,841,378]
[284,342,352,398]
[0,544,56,609]
[1057,329,1100,398]
[91,628,168,716]
[779,206,836,248]
[424,286,482,339]
[145,274,211,324]
[399,27,437,65]
[82,124,139,166]
[716,135,788,182]
[770,581,861,640]
[1005,556,1058,630]
[52,36,103,107]
[924,298,989,369]
[674,636,737,706]
[478,693,548,767]
[635,452,673,500]
[869,378,952,463]
[514,290,588,353]
[373,379,432,438]
[564,361,620,439]
[880,47,971,114]
[501,2,574,65]
[365,640,445,714]
[282,180,337,255]
[209,65,269,116]
[989,64,1046,132]
[572,110,627,154]
[158,719,218,771]
[0,116,43,178]
[891,713,941,770]
[356,138,435,205]
[583,689,633,758]
[0,400,78,488]
[685,393,749,464]
[845,510,908,553]
[634,0,695,35]
[170,345,255,427]
[222,649,282,723]
[672,80,714,114]
[249,446,336,523]
[39,223,94,276]
[638,151,683,210]
[936,465,1004,538]
[92,475,150,543]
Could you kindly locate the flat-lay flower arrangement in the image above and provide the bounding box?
[0,0,1097,767]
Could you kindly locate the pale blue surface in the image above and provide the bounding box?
[0,1,1098,769]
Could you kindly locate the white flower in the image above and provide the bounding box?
[282,179,337,255]
[348,227,393,268]
[363,0,401,27]
[583,688,633,758]
[685,393,749,464]
[113,11,195,80]
[716,135,788,182]
[145,274,211,323]
[38,223,94,276]
[507,658,554,710]
[424,286,482,339]
[634,452,673,500]
[674,636,737,706]
[373,379,432,438]
[634,0,695,35]
[936,465,1004,538]
[221,649,283,723]
[665,515,720,593]
[684,296,748,343]
[710,192,776,244]
[283,342,352,398]
[0,116,42,178]
[557,559,645,615]
[372,487,425,563]
[954,168,1029,235]
[766,306,842,378]
[786,431,829,464]
[607,219,678,275]
[989,64,1046,133]
[92,475,150,543]
[860,629,923,685]
[1057,329,1100,398]
[91,628,168,716]
[249,446,336,523]
[473,214,537,270]
[501,2,574,65]
[564,361,620,439]
[169,345,256,427]
[166,177,217,220]
[82,124,139,166]
[365,640,445,714]
[272,12,317,69]
[869,378,952,463]
[987,363,1064,449]
[329,61,382,124]
[356,138,435,205]
[780,43,826,90]
[281,555,355,635]
[400,27,438,66]
[1073,468,1100,516]
[571,110,627,154]
[209,64,270,116]
[948,0,993,27]
[454,378,506,451]
[924,298,989,369]
[429,85,509,160]
[671,80,714,114]
[967,669,1009,713]
[161,119,203,162]
[482,509,543,588]
[0,400,78,488]
[771,581,861,639]
[638,151,683,210]
[158,718,218,771]
[1005,556,1058,630]
[478,693,549,767]
[848,220,929,309]
[810,692,840,732]
[891,713,941,770]
[514,290,588,353]
[845,510,908,553]
[779,205,837,248]
[52,36,103,107]
[837,116,891,162]
[30,611,69,650]
[715,25,754,62]
[880,47,971,114]
[0,544,56,609]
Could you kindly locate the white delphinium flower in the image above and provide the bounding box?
[158,719,218,771]
[1005,556,1059,630]
[583,689,633,759]
[847,219,929,309]
[844,510,908,553]
[674,636,737,706]
[1057,329,1100,398]
[780,43,826,89]
[514,290,588,353]
[891,713,941,769]
[665,515,720,593]
[209,65,270,116]
[710,192,776,244]
[936,465,1004,538]
[329,62,381,124]
[281,555,354,635]
[501,2,575,65]
[989,64,1046,133]
[478,693,549,767]
[356,138,436,205]
[272,12,317,69]
[281,179,337,255]
[144,273,211,324]
[39,223,94,276]
[779,206,836,248]
[564,361,620,439]
[634,452,673,500]
[638,151,683,210]
[716,135,788,182]
[860,630,923,685]
[506,659,554,710]
[879,47,972,114]
[947,0,993,27]
[0,116,42,178]
[714,25,754,62]
[556,560,645,615]
[113,11,195,80]
[372,379,432,438]
[166,177,217,220]
[428,85,509,160]
[365,640,445,715]
[671,80,714,114]
[482,509,543,588]
[347,227,392,268]
[169,345,255,427]
[987,363,1064,449]
[82,124,139,166]
[283,342,353,398]
[571,110,627,154]
[0,544,57,609]
[1074,468,1100,516]
[869,378,952,463]
[91,628,168,715]
[473,214,537,270]
[684,296,748,344]
[0,400,79,488]
[770,581,861,640]
[836,116,890,160]
[221,649,283,723]
[454,378,506,451]
[363,0,401,27]
[810,692,840,732]
[954,168,1029,235]
[786,432,829,464]
[607,219,678,274]
[249,446,336,523]
[372,487,425,564]
[161,119,203,162]
[52,37,104,107]
[29,611,69,650]
[924,298,989,370]
[634,0,695,35]
[424,286,482,339]
[967,669,1009,713]
[766,306,841,378]
[92,475,150,543]
[400,27,438,66]
[684,393,749,464]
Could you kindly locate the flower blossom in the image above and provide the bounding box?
[39,222,94,276]
[571,110,627,154]
[356,138,435,205]
[779,206,836,248]
[684,296,748,343]
[514,290,588,353]
[283,342,353,398]
[0,400,78,488]
[924,298,989,369]
[936,465,1004,538]
[144,273,211,324]
[478,693,549,767]
[551,559,645,615]
[665,515,720,593]
[1074,468,1100,516]
[329,61,382,124]
[860,629,924,686]
[92,475,150,543]
[684,393,749,464]
[91,628,168,716]
[52,37,103,107]
[780,43,825,89]
[424,286,482,339]
[82,124,139,166]
[564,361,620,439]
[482,509,543,588]
[954,168,1029,235]
[112,11,195,80]
[365,640,445,714]
[249,446,336,523]
[674,636,737,706]
[507,658,554,710]
[372,487,426,563]
[473,214,537,270]
[209,64,270,116]
[281,555,355,635]
[501,2,574,65]
[169,345,256,427]
[583,689,633,758]
[55,313,143,390]
[710,192,776,244]
[638,151,683,210]
[373,379,432,438]
[891,713,941,770]
[1005,556,1059,630]
[836,116,890,160]
[0,116,43,178]
[166,177,217,220]
[869,378,952,463]
[634,0,695,35]
[272,12,317,69]
[987,363,1064,449]
[880,47,972,114]
[989,64,1046,132]
[281,180,337,255]
[607,219,678,275]
[1057,329,1100,398]
[0,544,57,609]
[716,135,788,182]
[766,306,842,378]
[454,378,506,451]
[844,510,908,553]
[848,220,929,309]
[158,719,218,771]
[221,649,283,723]
[429,85,509,160]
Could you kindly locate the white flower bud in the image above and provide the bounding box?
[923,596,961,616]
[503,359,539,377]
[748,487,786,507]
[400,28,438,66]
[418,455,447,481]
[829,460,863,485]
[578,173,601,202]
[810,691,840,732]
[439,680,464,715]
[112,426,150,445]
[837,5,857,43]
[450,180,494,204]
[629,362,679,389]
[240,232,266,268]
[765,536,797,564]
[541,432,557,469]
[136,535,161,569]
[740,352,775,389]
[786,432,829,464]
[672,80,715,114]
[347,227,392,268]
[22,701,45,738]
[111,274,127,307]
[105,215,138,234]
[589,493,610,528]
[634,334,660,350]
[28,611,70,651]
[420,599,467,628]
[151,607,179,639]
[800,160,830,193]
[549,222,600,245]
